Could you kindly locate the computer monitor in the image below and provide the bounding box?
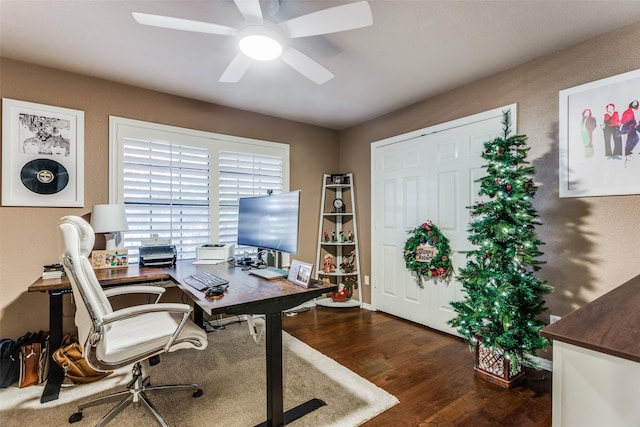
[237,190,300,255]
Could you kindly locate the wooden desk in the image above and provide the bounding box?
[28,261,337,427]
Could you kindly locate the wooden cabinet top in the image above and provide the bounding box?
[540,274,640,363]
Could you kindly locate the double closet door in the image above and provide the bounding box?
[371,105,514,334]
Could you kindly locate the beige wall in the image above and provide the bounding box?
[0,58,340,338]
[341,23,640,314]
[2,22,639,340]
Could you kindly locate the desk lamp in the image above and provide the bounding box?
[91,204,129,250]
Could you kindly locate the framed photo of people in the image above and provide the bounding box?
[2,98,84,206]
[559,69,640,198]
[91,250,129,270]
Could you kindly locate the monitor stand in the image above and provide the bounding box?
[258,248,283,269]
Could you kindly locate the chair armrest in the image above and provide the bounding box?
[101,303,192,325]
[103,285,166,298]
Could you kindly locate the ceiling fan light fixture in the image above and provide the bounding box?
[134,0,374,83]
[238,26,282,61]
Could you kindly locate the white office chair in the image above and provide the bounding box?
[58,216,208,426]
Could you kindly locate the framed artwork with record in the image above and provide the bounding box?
[2,98,84,207]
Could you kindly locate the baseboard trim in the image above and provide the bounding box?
[527,354,553,372]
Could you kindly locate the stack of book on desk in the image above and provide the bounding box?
[42,263,65,280]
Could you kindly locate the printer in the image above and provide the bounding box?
[196,243,235,262]
[139,244,177,267]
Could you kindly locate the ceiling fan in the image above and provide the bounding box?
[132,0,372,85]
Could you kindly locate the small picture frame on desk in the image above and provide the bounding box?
[288,259,314,288]
[91,249,129,269]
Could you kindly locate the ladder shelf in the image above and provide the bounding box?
[315,173,362,308]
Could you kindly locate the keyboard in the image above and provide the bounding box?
[183,271,229,291]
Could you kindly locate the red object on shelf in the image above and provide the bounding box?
[330,289,349,302]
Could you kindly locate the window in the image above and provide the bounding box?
[122,138,211,261]
[218,151,284,251]
[109,117,289,263]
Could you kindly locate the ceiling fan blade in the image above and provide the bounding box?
[219,53,253,83]
[280,47,334,85]
[132,12,236,36]
[279,1,372,38]
[233,0,263,22]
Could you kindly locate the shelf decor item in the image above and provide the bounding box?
[342,275,358,297]
[330,283,350,302]
[340,250,356,273]
[330,174,347,184]
[322,254,336,279]
[403,221,453,288]
[448,110,553,388]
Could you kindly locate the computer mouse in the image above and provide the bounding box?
[205,285,226,299]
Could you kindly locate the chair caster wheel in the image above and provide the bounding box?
[69,412,83,423]
[193,389,203,398]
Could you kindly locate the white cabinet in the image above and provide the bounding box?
[315,173,361,308]
[541,275,640,427]
[552,342,640,427]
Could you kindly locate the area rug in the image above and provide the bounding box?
[0,322,398,426]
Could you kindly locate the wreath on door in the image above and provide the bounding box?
[403,221,454,288]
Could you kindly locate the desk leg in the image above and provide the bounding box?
[193,304,205,329]
[265,311,284,427]
[255,312,326,427]
[40,290,65,403]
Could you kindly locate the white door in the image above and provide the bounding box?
[371,105,515,334]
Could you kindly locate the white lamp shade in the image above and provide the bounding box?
[91,204,129,233]
[91,204,129,250]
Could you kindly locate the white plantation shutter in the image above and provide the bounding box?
[122,138,211,262]
[109,117,289,263]
[218,152,284,253]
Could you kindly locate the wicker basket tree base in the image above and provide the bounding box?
[474,341,525,388]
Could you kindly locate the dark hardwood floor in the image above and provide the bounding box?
[282,306,552,427]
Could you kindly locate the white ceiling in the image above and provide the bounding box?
[1,1,639,130]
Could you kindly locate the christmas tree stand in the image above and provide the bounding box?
[474,341,525,389]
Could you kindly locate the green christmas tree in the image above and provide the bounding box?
[449,110,553,372]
